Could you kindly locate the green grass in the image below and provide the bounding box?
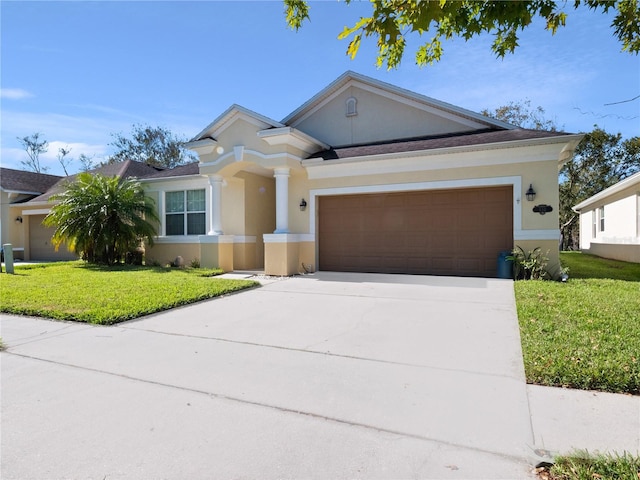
[515,252,640,394]
[0,262,258,325]
[539,452,640,479]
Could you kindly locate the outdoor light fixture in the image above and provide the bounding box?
[299,198,307,211]
[525,184,536,202]
[15,216,23,224]
[533,204,553,215]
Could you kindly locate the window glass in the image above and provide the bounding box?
[166,213,185,235]
[166,191,184,213]
[187,189,205,212]
[187,212,206,235]
[599,206,605,232]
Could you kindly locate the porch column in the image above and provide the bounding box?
[274,168,290,234]
[208,174,224,235]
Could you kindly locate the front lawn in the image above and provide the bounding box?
[0,262,257,325]
[515,252,640,394]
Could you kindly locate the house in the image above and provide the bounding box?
[144,71,582,277]
[3,161,162,261]
[573,171,640,263]
[0,168,64,260]
[7,72,583,277]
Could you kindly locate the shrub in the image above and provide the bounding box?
[508,246,550,280]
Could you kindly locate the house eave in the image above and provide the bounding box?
[573,170,640,212]
[257,127,330,154]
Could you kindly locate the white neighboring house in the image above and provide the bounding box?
[573,171,640,263]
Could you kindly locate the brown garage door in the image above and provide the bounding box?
[29,215,78,261]
[318,186,513,277]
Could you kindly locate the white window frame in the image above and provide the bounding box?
[598,206,605,232]
[164,189,206,236]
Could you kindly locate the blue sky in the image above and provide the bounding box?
[2,1,639,176]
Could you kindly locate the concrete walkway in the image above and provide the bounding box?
[1,272,638,479]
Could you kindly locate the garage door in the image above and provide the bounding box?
[29,215,78,261]
[318,186,513,277]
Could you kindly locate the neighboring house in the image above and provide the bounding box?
[0,168,64,260]
[573,171,640,263]
[5,161,163,261]
[143,71,582,277]
[6,71,584,277]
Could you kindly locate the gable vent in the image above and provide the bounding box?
[346,97,357,117]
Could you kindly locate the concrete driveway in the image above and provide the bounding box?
[1,272,537,479]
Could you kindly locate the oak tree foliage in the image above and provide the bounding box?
[285,0,640,69]
[109,124,196,169]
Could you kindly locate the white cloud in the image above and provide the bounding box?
[0,88,34,100]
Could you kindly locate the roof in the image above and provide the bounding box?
[573,171,640,212]
[144,162,201,179]
[308,128,578,160]
[189,104,284,142]
[0,168,63,195]
[25,160,167,204]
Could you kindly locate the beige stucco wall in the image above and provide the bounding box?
[264,240,300,276]
[514,239,562,278]
[236,171,275,268]
[293,85,478,146]
[145,243,201,267]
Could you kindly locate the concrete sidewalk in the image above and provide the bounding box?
[1,272,638,479]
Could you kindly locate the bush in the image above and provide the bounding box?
[508,246,549,280]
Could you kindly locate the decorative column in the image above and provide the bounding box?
[208,175,224,235]
[274,167,290,234]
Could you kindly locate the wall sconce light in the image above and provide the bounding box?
[15,216,23,224]
[299,198,307,211]
[533,204,553,215]
[525,184,536,202]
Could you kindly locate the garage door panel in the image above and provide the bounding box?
[319,186,513,277]
[29,215,78,261]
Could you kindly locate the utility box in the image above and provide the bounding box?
[2,244,15,274]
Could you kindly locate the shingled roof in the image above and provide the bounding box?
[0,168,63,195]
[144,162,200,179]
[25,160,167,204]
[309,128,575,160]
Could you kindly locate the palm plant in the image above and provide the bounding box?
[44,173,158,265]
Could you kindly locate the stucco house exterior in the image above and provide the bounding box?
[573,171,640,263]
[144,71,582,277]
[5,72,583,277]
[0,168,64,260]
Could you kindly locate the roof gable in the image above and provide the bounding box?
[189,104,284,143]
[281,71,516,147]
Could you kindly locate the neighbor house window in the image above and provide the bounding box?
[165,189,205,235]
[598,206,605,232]
[592,210,597,238]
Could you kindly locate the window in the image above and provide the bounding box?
[165,189,205,235]
[598,206,605,232]
[346,97,357,117]
[592,210,597,238]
